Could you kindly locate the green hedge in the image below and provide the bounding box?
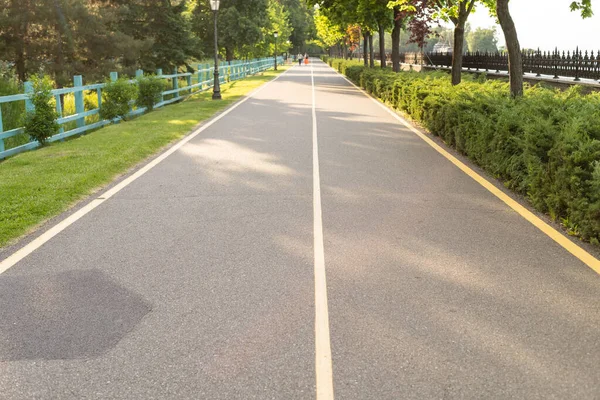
[331,60,600,245]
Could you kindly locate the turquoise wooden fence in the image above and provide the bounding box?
[0,57,283,159]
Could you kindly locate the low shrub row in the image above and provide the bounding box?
[326,58,600,245]
[320,56,364,74]
[22,74,167,145]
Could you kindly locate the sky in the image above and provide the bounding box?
[447,0,600,52]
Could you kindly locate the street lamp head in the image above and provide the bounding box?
[274,31,278,38]
[210,0,220,11]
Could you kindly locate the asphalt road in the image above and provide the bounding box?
[1,60,599,399]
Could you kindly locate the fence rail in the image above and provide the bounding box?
[421,49,600,81]
[0,57,283,159]
[360,49,600,82]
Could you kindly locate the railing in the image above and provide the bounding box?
[0,57,283,159]
[413,49,600,81]
[357,49,600,82]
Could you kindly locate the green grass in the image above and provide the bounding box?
[0,67,288,248]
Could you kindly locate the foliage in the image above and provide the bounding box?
[388,0,442,49]
[282,0,317,52]
[137,76,167,112]
[23,74,59,145]
[0,0,309,83]
[570,0,594,18]
[325,57,364,75]
[99,78,138,121]
[466,27,498,52]
[262,0,294,56]
[314,9,345,49]
[334,60,600,245]
[0,76,26,148]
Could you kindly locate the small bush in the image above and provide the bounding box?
[23,74,59,145]
[330,58,600,245]
[137,76,166,112]
[99,78,138,121]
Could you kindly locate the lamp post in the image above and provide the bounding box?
[274,31,278,71]
[210,0,221,100]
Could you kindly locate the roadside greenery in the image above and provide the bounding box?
[0,76,26,148]
[137,76,167,112]
[325,57,600,246]
[0,67,288,249]
[23,75,59,145]
[99,78,139,121]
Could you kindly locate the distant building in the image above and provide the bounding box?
[433,42,452,53]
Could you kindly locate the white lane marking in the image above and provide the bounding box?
[312,62,335,400]
[0,67,293,275]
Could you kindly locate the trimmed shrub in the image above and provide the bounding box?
[331,59,600,245]
[23,75,59,145]
[99,78,138,121]
[137,76,166,112]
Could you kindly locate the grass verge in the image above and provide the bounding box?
[0,66,289,249]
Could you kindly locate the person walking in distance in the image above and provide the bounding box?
[297,53,303,66]
[304,53,309,65]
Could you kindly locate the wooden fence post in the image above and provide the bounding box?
[172,67,179,99]
[197,64,202,89]
[73,76,85,129]
[24,81,34,113]
[206,64,211,87]
[156,69,164,104]
[55,93,64,136]
[0,107,4,154]
[186,73,192,93]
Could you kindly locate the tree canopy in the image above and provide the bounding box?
[0,0,316,83]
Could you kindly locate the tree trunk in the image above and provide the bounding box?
[391,7,401,72]
[378,23,386,68]
[225,47,233,62]
[16,45,26,82]
[451,24,465,85]
[363,32,368,67]
[369,32,375,67]
[496,0,523,97]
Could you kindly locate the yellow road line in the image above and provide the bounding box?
[328,62,600,276]
[311,63,335,399]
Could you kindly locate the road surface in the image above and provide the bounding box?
[1,60,599,399]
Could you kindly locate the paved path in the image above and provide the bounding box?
[1,60,599,399]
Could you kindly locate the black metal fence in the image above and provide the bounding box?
[362,49,600,81]
[422,49,600,81]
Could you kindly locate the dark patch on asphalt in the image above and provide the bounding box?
[0,269,150,361]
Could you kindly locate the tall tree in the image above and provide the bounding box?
[314,9,345,56]
[391,5,403,72]
[494,0,522,96]
[0,0,154,82]
[439,0,477,85]
[281,0,316,53]
[466,27,497,52]
[258,0,293,58]
[192,0,268,61]
[483,0,593,97]
[388,0,438,71]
